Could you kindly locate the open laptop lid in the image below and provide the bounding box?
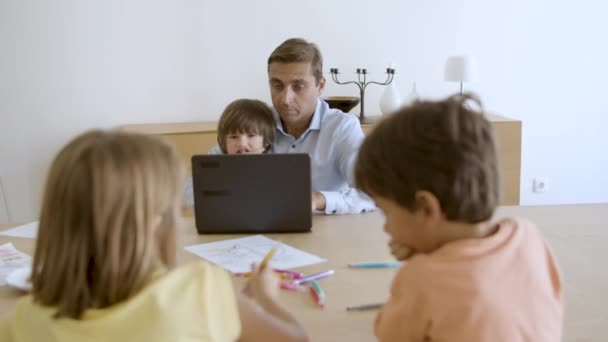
[191,154,312,234]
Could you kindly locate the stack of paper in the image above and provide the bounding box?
[0,243,32,286]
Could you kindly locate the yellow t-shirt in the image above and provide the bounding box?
[0,261,241,342]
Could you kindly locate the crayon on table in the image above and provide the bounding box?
[235,272,292,281]
[347,261,401,268]
[346,303,384,311]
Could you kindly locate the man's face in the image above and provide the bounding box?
[268,62,325,128]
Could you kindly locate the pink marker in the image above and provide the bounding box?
[279,282,305,292]
[274,268,303,279]
[292,270,335,285]
[308,283,325,308]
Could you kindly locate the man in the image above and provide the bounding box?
[267,38,374,214]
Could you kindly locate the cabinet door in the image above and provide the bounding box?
[159,132,218,175]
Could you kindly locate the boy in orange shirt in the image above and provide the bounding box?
[355,94,563,341]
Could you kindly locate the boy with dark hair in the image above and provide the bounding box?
[355,94,563,341]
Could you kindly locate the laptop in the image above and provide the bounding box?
[191,154,312,234]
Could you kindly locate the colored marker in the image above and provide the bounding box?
[292,270,335,285]
[309,280,325,307]
[346,303,384,311]
[348,262,401,269]
[274,269,303,279]
[280,282,305,292]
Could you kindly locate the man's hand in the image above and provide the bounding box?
[388,240,414,261]
[311,191,327,211]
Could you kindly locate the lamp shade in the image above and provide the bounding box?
[444,55,480,82]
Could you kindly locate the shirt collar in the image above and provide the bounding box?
[274,98,324,135]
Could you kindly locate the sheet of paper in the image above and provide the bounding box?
[0,243,32,286]
[185,235,325,273]
[0,221,38,239]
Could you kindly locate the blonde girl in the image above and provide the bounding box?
[0,130,307,342]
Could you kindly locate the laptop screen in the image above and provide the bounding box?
[191,153,312,234]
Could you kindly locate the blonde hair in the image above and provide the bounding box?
[31,130,185,319]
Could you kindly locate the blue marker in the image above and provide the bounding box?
[348,261,401,269]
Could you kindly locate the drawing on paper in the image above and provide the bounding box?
[184,235,325,273]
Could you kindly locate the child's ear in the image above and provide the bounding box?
[414,191,442,224]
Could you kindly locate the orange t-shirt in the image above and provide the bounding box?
[375,218,563,342]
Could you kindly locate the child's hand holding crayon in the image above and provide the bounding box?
[243,248,280,304]
[246,263,280,304]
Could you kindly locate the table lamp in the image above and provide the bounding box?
[444,55,479,94]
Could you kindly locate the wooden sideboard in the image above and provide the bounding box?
[120,113,521,205]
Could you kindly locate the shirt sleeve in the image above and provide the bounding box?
[183,176,194,209]
[0,315,14,342]
[375,264,430,342]
[208,145,223,154]
[321,115,376,214]
[197,263,241,341]
[321,188,375,214]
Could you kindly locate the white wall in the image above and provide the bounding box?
[0,169,9,222]
[1,0,607,221]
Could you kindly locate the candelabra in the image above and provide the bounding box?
[329,67,395,123]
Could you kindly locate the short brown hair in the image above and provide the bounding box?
[267,38,323,84]
[355,94,500,223]
[217,99,275,153]
[31,130,184,319]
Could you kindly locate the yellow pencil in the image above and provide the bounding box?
[235,271,291,281]
[259,247,277,270]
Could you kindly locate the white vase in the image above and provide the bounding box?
[379,82,402,115]
[405,81,419,105]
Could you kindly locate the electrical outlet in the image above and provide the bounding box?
[532,177,549,193]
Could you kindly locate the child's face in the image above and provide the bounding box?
[373,194,442,256]
[225,132,267,154]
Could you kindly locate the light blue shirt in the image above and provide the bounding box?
[183,99,375,214]
[271,99,375,214]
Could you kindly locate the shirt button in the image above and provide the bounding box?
[291,144,296,148]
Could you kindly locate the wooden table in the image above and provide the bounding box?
[3,204,607,342]
[0,212,395,341]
